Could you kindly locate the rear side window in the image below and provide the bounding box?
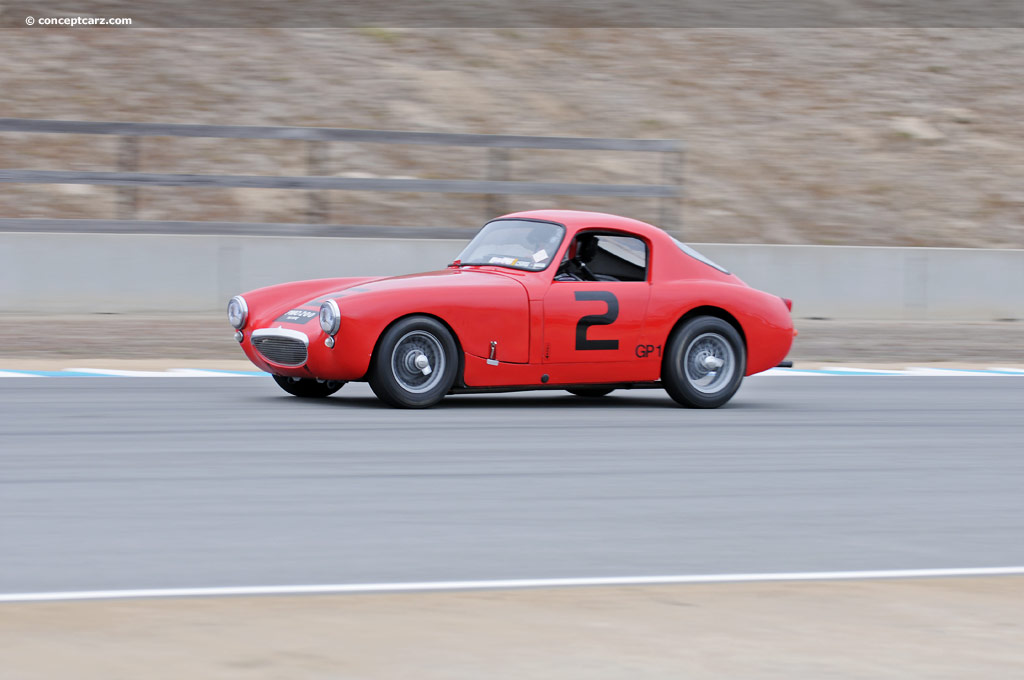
[592,235,647,281]
[673,238,729,274]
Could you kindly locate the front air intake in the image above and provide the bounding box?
[251,329,308,367]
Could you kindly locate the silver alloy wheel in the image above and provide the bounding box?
[683,332,736,394]
[390,330,446,394]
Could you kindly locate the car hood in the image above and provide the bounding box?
[300,267,525,306]
[248,267,530,342]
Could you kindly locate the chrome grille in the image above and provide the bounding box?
[252,333,307,366]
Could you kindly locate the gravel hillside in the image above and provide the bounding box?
[1,29,1022,246]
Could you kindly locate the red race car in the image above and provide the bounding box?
[227,210,794,408]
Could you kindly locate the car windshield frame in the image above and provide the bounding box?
[456,218,566,272]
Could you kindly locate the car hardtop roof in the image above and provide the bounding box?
[496,210,669,241]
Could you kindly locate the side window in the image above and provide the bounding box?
[555,233,647,282]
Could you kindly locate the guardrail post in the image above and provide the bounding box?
[486,147,510,218]
[658,148,684,234]
[116,136,139,220]
[306,140,329,224]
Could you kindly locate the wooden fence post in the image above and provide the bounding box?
[486,147,510,218]
[116,136,139,220]
[307,140,329,224]
[658,148,684,235]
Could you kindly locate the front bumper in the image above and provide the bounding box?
[237,325,374,381]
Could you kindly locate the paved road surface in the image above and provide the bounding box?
[2,377,1022,593]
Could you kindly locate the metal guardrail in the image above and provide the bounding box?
[0,169,677,197]
[0,118,684,236]
[0,218,483,239]
[0,118,683,151]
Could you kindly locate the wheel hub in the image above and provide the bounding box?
[701,355,724,370]
[683,332,736,394]
[391,331,445,394]
[411,352,432,375]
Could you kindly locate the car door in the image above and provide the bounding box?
[542,233,651,364]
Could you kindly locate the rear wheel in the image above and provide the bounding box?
[567,387,615,398]
[662,316,745,408]
[369,316,458,409]
[272,375,344,398]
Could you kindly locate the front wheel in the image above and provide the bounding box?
[662,316,745,408]
[369,316,459,408]
[272,375,345,398]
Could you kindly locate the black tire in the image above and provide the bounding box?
[369,316,459,409]
[662,316,746,408]
[567,387,615,398]
[272,374,345,398]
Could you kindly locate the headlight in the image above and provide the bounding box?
[319,299,340,336]
[227,295,248,330]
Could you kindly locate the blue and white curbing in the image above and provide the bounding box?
[0,368,267,378]
[761,367,1024,377]
[0,367,1023,378]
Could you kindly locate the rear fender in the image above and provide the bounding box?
[649,280,793,376]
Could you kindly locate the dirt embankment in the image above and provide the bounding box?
[4,578,1023,679]
[1,29,1022,247]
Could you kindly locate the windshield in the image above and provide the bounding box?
[457,219,565,271]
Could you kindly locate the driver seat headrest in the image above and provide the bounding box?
[576,235,599,262]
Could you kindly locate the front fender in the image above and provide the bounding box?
[305,271,532,381]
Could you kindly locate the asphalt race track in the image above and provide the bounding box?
[2,376,1023,594]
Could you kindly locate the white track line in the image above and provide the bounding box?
[4,566,1024,603]
[823,367,910,375]
[759,368,828,376]
[905,366,1017,376]
[62,368,259,378]
[62,368,183,377]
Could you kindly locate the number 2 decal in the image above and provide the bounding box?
[574,291,619,351]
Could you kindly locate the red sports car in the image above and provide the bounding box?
[227,210,794,408]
